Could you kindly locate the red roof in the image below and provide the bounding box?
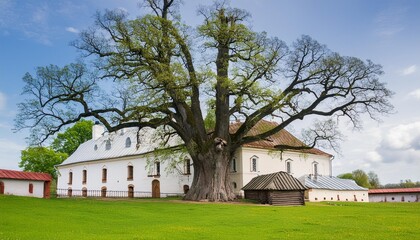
[368,188,420,194]
[229,120,332,157]
[0,169,52,181]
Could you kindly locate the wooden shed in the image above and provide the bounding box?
[242,171,307,206]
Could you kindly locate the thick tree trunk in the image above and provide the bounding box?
[184,147,236,201]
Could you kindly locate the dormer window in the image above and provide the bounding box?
[105,139,111,150]
[125,137,131,148]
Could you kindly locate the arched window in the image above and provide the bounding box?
[94,144,98,151]
[155,162,160,176]
[82,169,87,184]
[184,159,191,175]
[105,139,111,150]
[232,182,237,189]
[82,187,87,197]
[250,156,258,172]
[68,171,73,185]
[67,188,72,197]
[285,159,293,174]
[127,165,134,180]
[125,137,131,148]
[102,167,107,183]
[28,183,33,194]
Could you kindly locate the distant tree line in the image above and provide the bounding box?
[337,169,420,189]
[382,180,420,189]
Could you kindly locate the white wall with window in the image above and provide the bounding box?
[235,147,332,197]
[0,179,45,198]
[57,155,192,197]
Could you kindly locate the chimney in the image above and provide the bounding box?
[92,121,105,140]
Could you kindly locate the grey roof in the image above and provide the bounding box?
[59,127,181,166]
[242,171,307,191]
[298,175,368,191]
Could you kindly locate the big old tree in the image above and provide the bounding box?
[15,0,393,201]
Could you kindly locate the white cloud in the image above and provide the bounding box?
[374,121,420,164]
[365,151,382,163]
[402,65,417,76]
[65,27,79,33]
[409,89,420,100]
[0,92,6,110]
[381,122,420,150]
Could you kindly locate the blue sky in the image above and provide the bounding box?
[0,0,419,184]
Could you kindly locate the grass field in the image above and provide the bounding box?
[0,195,419,240]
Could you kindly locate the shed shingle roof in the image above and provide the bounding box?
[242,171,307,191]
[0,169,52,181]
[229,120,332,157]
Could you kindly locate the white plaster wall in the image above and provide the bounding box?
[232,147,331,194]
[57,155,193,196]
[0,179,45,198]
[307,189,369,202]
[369,193,419,202]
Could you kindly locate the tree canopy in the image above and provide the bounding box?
[20,147,67,179]
[14,0,393,201]
[51,119,93,156]
[338,169,381,188]
[19,120,93,178]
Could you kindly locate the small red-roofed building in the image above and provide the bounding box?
[0,169,52,198]
[368,188,420,202]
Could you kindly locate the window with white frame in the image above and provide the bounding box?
[250,156,258,172]
[127,165,134,180]
[155,162,160,176]
[82,169,87,184]
[102,167,107,183]
[68,171,73,185]
[149,162,160,176]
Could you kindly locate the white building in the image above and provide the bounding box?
[56,126,192,198]
[369,188,420,202]
[299,175,368,202]
[0,169,52,198]
[56,120,366,201]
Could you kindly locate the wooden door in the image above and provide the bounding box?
[128,185,134,198]
[43,181,51,198]
[152,180,160,198]
[0,181,4,194]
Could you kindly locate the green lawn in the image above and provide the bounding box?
[0,195,419,240]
